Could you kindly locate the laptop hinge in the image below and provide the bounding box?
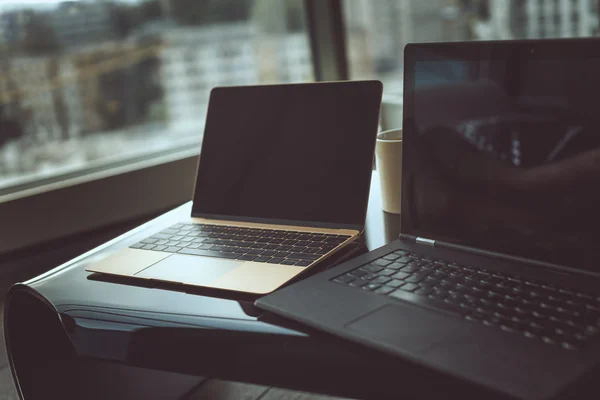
[416,237,435,246]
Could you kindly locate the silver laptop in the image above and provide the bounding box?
[87,81,383,294]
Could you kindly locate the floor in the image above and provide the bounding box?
[0,267,352,400]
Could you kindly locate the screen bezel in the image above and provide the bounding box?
[190,81,383,231]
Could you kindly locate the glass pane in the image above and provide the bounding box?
[344,0,600,130]
[0,0,313,191]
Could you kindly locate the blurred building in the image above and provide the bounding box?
[2,55,84,141]
[159,24,258,130]
[0,10,27,45]
[274,33,312,82]
[516,0,599,38]
[344,0,470,76]
[160,22,313,131]
[49,1,115,49]
[10,57,59,139]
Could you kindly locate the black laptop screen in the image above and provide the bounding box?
[192,82,382,229]
[402,40,600,273]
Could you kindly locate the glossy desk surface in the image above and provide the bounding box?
[3,176,504,400]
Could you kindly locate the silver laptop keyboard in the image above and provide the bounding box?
[131,223,351,266]
[333,250,600,351]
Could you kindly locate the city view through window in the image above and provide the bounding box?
[344,0,600,129]
[3,0,600,193]
[0,0,312,190]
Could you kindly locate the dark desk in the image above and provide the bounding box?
[3,176,506,400]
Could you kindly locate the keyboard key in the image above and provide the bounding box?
[387,279,404,288]
[373,259,393,267]
[371,276,391,285]
[429,290,450,301]
[349,269,367,278]
[274,251,291,258]
[542,336,557,345]
[253,256,272,263]
[164,246,181,253]
[239,254,258,261]
[375,286,395,295]
[153,245,167,252]
[364,283,381,291]
[130,242,145,249]
[405,275,424,284]
[295,260,313,266]
[387,262,405,270]
[399,283,419,292]
[379,268,397,277]
[288,253,320,261]
[415,286,433,295]
[303,247,320,254]
[391,271,410,280]
[349,278,369,287]
[291,246,308,252]
[500,323,520,334]
[561,342,579,351]
[383,254,400,261]
[363,264,384,273]
[400,265,418,273]
[281,259,299,266]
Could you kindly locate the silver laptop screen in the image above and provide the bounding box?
[402,39,600,272]
[192,81,382,229]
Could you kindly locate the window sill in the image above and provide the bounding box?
[1,146,200,255]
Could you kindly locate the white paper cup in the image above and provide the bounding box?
[376,129,402,214]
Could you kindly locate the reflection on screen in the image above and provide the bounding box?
[403,41,600,272]
[192,82,382,228]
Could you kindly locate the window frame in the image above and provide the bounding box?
[0,0,349,254]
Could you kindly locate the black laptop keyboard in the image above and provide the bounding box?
[333,250,600,351]
[131,223,351,266]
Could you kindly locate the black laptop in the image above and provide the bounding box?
[256,39,600,400]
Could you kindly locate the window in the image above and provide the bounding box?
[0,0,314,253]
[343,0,600,131]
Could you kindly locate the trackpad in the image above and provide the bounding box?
[346,304,460,353]
[135,254,239,286]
